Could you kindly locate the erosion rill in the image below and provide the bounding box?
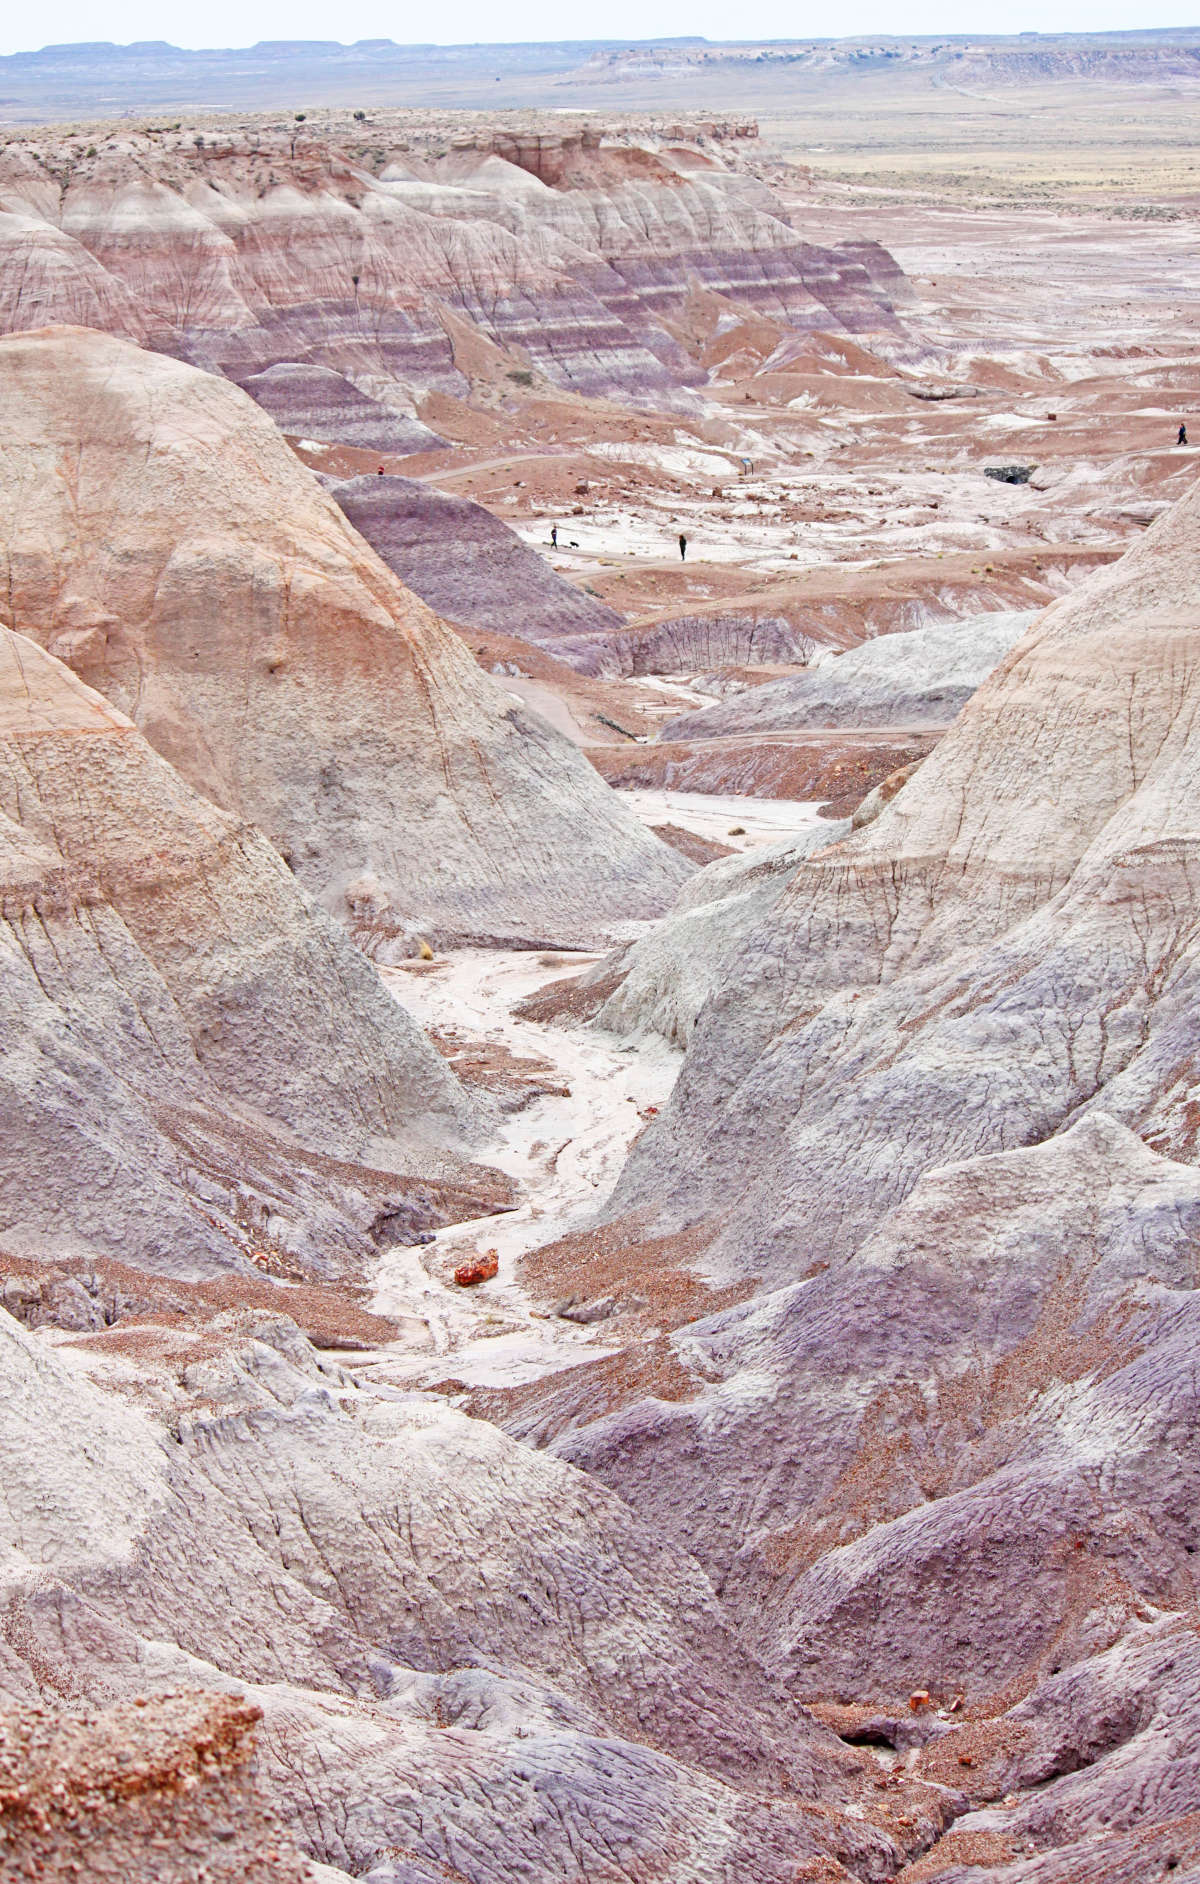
[3,65,1200,1884]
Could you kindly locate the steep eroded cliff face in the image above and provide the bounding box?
[0,119,904,414]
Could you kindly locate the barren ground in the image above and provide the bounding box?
[7,68,1200,1884]
[287,98,1200,805]
[359,789,827,1386]
[316,79,1200,1396]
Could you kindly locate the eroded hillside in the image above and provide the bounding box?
[4,77,1200,1884]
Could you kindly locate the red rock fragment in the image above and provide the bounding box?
[454,1250,499,1287]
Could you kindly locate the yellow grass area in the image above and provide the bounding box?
[759,81,1200,204]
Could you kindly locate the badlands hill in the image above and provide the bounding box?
[7,68,1200,1884]
[0,326,687,947]
[0,622,502,1283]
[602,463,1200,1273]
[0,1288,956,1883]
[660,607,1039,737]
[474,459,1200,1880]
[609,477,1200,1277]
[325,471,625,660]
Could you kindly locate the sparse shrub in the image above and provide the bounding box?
[295,112,307,122]
[505,368,533,386]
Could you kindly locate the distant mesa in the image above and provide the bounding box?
[0,115,904,417]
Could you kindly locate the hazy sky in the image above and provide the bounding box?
[1,0,1195,57]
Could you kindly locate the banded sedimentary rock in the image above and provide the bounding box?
[326,471,625,660]
[0,120,904,408]
[0,326,688,947]
[0,623,497,1279]
[234,360,444,454]
[592,820,851,1049]
[565,609,815,676]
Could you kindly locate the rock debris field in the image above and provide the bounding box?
[4,75,1200,1884]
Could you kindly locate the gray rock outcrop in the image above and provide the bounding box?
[594,820,851,1048]
[660,608,1038,739]
[500,1114,1200,1877]
[0,1303,942,1882]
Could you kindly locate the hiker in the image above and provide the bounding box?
[1179,424,1189,447]
[550,523,558,548]
[678,532,688,562]
[377,464,385,475]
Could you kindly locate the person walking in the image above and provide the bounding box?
[550,523,558,548]
[678,532,688,562]
[1179,423,1189,447]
